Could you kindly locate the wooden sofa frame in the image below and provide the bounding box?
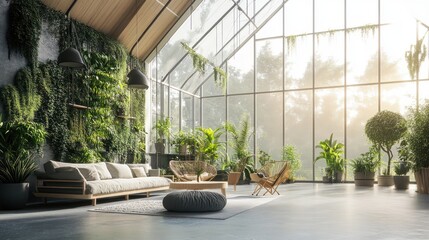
[34,178,169,206]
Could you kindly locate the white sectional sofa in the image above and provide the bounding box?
[34,160,171,206]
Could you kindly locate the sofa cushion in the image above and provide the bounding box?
[127,163,151,174]
[77,166,101,181]
[93,162,112,179]
[130,167,147,178]
[106,163,133,179]
[47,167,85,180]
[85,177,172,194]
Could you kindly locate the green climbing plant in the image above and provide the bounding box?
[181,42,227,90]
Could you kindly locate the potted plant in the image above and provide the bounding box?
[393,140,412,190]
[282,144,301,182]
[171,130,194,155]
[365,110,407,186]
[350,146,381,187]
[406,103,429,193]
[315,134,345,183]
[153,117,171,154]
[225,115,253,187]
[0,119,46,210]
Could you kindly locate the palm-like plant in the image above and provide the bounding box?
[225,116,253,173]
[195,126,225,165]
[315,133,345,180]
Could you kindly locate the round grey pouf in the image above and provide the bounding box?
[163,191,227,212]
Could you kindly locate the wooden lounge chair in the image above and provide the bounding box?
[169,160,217,182]
[250,161,287,194]
[252,162,290,196]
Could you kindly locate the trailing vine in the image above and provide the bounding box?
[7,0,42,67]
[181,42,227,90]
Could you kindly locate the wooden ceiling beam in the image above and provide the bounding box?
[130,0,172,56]
[111,0,147,39]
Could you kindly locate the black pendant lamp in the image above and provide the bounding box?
[58,5,85,69]
[127,68,149,89]
[58,47,86,68]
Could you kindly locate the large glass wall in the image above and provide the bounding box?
[147,0,429,181]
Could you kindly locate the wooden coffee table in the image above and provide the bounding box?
[169,181,228,196]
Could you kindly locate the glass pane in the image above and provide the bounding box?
[314,88,345,181]
[202,97,225,129]
[284,90,313,180]
[419,81,429,105]
[315,32,345,87]
[347,0,378,28]
[181,93,193,131]
[227,95,255,162]
[380,24,418,82]
[346,31,378,85]
[285,35,313,89]
[315,0,344,33]
[228,38,254,94]
[169,89,180,153]
[284,0,312,36]
[256,39,283,92]
[346,85,378,181]
[256,92,283,160]
[202,72,224,97]
[194,93,201,128]
[256,9,283,39]
[381,82,416,115]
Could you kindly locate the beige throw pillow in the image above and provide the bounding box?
[131,167,147,178]
[76,166,101,181]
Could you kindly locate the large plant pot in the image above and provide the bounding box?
[228,172,241,191]
[354,172,375,187]
[0,183,29,210]
[415,168,429,194]
[154,142,165,154]
[179,145,188,155]
[393,175,410,190]
[377,175,394,186]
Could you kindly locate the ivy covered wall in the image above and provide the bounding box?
[0,0,147,164]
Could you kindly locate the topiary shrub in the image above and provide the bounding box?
[365,110,407,175]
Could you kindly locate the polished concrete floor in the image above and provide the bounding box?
[1,183,428,240]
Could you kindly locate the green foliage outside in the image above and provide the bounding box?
[282,145,302,181]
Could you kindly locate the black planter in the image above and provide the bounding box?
[0,183,29,210]
[212,170,228,181]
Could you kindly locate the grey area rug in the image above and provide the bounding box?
[89,195,278,220]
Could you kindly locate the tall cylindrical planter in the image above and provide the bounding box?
[415,168,429,194]
[0,183,29,210]
[354,172,375,187]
